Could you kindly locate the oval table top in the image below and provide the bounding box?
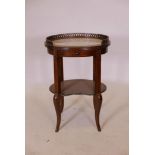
[45,33,110,56]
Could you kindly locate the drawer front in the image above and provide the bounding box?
[56,47,101,57]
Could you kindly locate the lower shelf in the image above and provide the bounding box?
[49,79,107,96]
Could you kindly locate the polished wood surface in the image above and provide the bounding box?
[49,79,107,96]
[45,33,110,132]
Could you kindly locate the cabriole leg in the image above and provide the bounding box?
[53,94,62,132]
[93,94,102,131]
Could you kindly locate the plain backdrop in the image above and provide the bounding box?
[26,0,128,87]
[26,0,129,155]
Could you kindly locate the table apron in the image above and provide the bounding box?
[55,49,102,57]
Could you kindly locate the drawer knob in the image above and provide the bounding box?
[75,51,80,55]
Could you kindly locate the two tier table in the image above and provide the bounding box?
[45,33,110,132]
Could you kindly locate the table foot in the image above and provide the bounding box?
[53,94,63,132]
[93,94,102,132]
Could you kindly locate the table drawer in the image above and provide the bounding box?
[56,47,100,57]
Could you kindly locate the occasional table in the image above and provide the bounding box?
[45,33,110,132]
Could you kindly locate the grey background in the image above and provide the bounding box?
[26,0,129,154]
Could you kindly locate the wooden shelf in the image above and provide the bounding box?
[49,79,106,96]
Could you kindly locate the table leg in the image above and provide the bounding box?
[53,55,63,132]
[93,52,102,131]
[53,94,62,132]
[59,57,64,113]
[93,94,102,131]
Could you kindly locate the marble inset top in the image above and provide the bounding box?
[52,38,102,47]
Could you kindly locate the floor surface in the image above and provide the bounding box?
[26,81,129,155]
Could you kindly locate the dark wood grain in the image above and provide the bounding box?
[49,79,106,96]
